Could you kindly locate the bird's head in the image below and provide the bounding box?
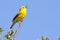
[19,6,27,13]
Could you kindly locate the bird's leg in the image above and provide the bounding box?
[20,19,23,22]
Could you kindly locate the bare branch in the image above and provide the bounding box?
[12,21,23,39]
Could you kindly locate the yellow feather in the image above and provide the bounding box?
[10,6,27,29]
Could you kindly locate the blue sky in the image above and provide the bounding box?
[0,0,60,40]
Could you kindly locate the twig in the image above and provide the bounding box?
[12,21,23,40]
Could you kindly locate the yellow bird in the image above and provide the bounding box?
[10,6,27,29]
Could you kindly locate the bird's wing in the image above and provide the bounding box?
[12,13,19,21]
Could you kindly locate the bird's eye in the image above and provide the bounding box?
[23,7,24,8]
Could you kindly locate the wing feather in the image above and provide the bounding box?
[12,14,19,21]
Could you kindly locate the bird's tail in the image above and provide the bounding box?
[10,23,14,29]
